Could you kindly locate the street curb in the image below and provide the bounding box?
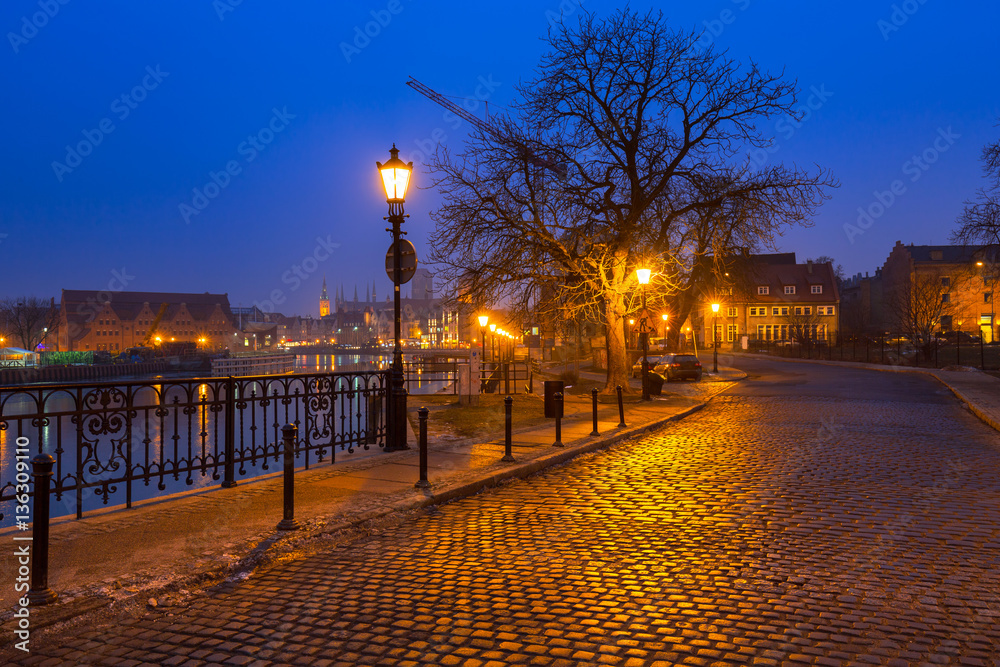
[733,353,1000,435]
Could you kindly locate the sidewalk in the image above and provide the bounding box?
[0,369,745,634]
[732,351,1000,434]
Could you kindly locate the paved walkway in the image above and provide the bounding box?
[729,352,1000,433]
[6,358,1000,665]
[0,369,744,635]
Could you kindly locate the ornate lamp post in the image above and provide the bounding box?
[478,314,489,393]
[636,268,651,401]
[711,302,720,373]
[377,144,413,452]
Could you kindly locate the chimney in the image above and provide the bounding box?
[806,260,813,274]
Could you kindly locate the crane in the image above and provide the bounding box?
[405,77,567,179]
[140,303,169,347]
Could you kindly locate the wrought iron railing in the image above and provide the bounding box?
[0,371,387,525]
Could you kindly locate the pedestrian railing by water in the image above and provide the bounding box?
[0,370,388,526]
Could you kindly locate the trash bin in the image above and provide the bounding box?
[543,380,565,418]
[644,372,665,396]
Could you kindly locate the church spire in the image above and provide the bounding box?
[321,275,328,300]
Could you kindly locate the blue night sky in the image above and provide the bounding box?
[1,0,997,316]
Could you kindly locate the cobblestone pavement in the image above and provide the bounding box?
[10,359,1000,665]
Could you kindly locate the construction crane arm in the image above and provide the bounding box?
[140,303,169,347]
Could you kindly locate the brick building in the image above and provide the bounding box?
[57,290,237,352]
[687,254,841,345]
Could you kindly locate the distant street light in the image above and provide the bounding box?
[711,302,720,373]
[661,313,669,350]
[636,268,651,401]
[377,143,414,452]
[478,314,489,391]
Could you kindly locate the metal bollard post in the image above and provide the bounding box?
[276,424,300,531]
[28,454,58,606]
[590,387,600,436]
[502,396,515,462]
[616,385,626,428]
[553,392,564,447]
[415,407,430,488]
[980,334,985,370]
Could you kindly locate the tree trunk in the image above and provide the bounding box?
[603,289,630,393]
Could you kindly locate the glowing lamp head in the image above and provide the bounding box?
[478,315,489,327]
[629,319,635,325]
[636,268,651,285]
[376,144,413,203]
[489,323,496,332]
[711,303,720,313]
[661,313,668,321]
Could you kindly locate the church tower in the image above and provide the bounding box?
[319,276,330,317]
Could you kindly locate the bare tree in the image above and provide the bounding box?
[952,120,1000,247]
[428,9,834,391]
[0,296,59,350]
[885,271,972,355]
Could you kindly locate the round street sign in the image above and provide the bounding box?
[385,239,418,285]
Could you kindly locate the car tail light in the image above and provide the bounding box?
[694,362,701,367]
[671,363,680,368]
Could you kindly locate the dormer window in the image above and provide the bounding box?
[811,285,823,294]
[784,285,796,295]
[758,286,769,295]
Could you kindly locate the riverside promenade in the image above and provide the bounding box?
[3,357,1000,664]
[0,367,744,641]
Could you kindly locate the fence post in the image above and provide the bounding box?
[28,454,58,606]
[276,424,300,531]
[415,407,430,488]
[553,391,564,447]
[502,396,515,462]
[590,387,600,436]
[616,384,626,428]
[222,376,237,488]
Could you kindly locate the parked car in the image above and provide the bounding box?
[653,354,703,382]
[936,331,980,344]
[631,355,669,378]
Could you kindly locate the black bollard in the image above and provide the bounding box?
[276,424,300,530]
[616,385,626,428]
[415,407,430,488]
[590,387,600,436]
[28,454,58,605]
[502,396,515,462]
[981,334,985,370]
[553,392,564,447]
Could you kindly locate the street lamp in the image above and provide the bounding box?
[636,268,651,401]
[478,314,489,392]
[711,302,720,373]
[661,313,669,350]
[377,144,414,451]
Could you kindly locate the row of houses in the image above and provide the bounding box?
[841,241,997,342]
